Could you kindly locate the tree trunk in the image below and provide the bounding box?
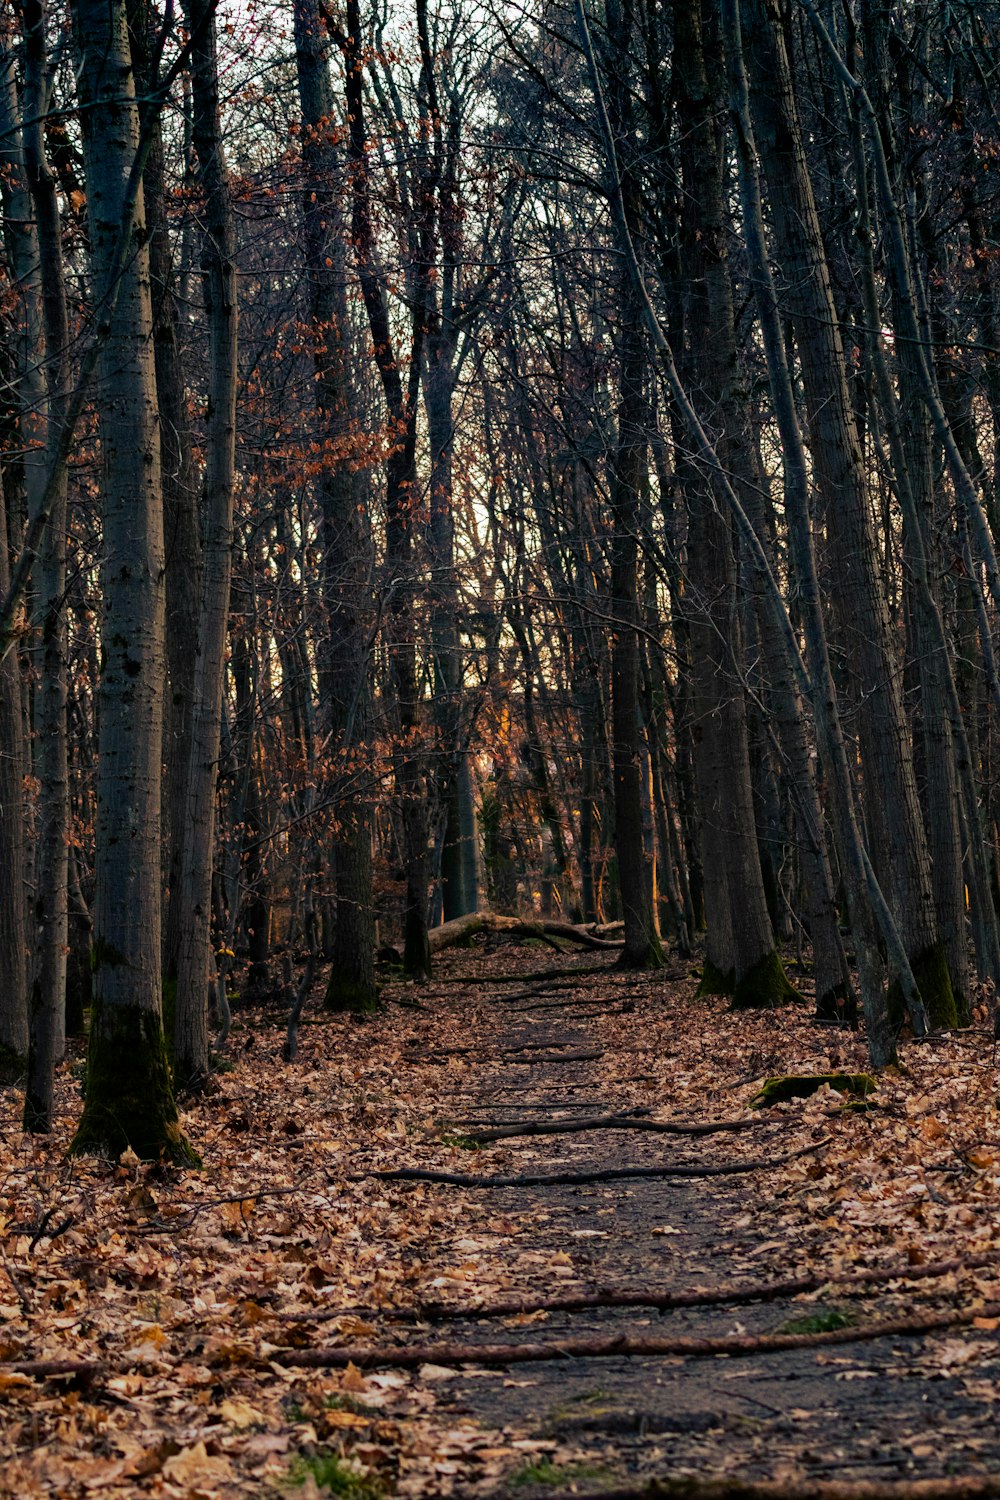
[19,0,70,1126]
[125,0,201,983]
[291,0,378,1014]
[741,0,951,1027]
[68,0,193,1163]
[173,0,239,1090]
[344,0,429,979]
[0,462,27,1075]
[672,0,791,1006]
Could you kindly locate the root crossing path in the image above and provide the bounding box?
[341,948,1000,1497]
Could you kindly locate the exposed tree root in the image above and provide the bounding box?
[404,1046,604,1065]
[356,1138,827,1188]
[411,1249,1000,1321]
[430,964,615,987]
[456,1111,769,1142]
[272,1296,1000,1371]
[560,1475,1000,1499]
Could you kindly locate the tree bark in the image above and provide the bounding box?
[292,0,378,1015]
[741,0,951,1029]
[19,0,70,1126]
[68,0,193,1163]
[173,0,239,1090]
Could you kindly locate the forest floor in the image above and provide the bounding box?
[3,943,1000,1497]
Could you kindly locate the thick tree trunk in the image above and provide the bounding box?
[68,0,193,1163]
[292,0,378,1014]
[672,0,790,1007]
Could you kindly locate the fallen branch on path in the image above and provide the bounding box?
[355,1137,828,1188]
[428,912,622,954]
[462,1112,767,1141]
[558,1474,1000,1499]
[413,1248,1000,1320]
[271,1296,1000,1371]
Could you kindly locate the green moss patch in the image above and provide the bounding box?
[752,1072,878,1108]
[887,940,957,1032]
[324,971,380,1015]
[695,958,734,998]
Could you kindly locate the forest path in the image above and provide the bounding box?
[376,946,1000,1496]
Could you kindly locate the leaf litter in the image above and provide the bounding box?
[2,945,1000,1494]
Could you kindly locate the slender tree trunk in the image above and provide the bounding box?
[344,0,429,978]
[0,461,27,1075]
[173,0,239,1089]
[125,0,201,982]
[20,0,70,1126]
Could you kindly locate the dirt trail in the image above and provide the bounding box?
[379,950,1000,1496]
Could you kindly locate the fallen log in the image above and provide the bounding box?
[462,1112,766,1142]
[413,1248,1000,1321]
[556,1475,1000,1500]
[358,1138,827,1189]
[428,911,623,954]
[272,1296,1000,1371]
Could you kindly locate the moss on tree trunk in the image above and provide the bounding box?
[69,1001,199,1165]
[696,958,735,998]
[887,939,957,1031]
[731,948,800,1009]
[324,970,380,1014]
[618,934,667,971]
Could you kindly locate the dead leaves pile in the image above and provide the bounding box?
[0,992,541,1498]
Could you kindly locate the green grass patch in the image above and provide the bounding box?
[287,1453,382,1498]
[439,1131,481,1149]
[777,1306,856,1335]
[511,1458,612,1488]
